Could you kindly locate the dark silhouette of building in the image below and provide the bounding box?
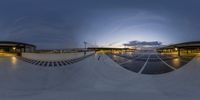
[157,41,200,56]
[0,41,36,55]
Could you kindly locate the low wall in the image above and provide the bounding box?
[22,52,94,61]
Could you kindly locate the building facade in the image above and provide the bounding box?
[0,41,36,55]
[157,41,200,56]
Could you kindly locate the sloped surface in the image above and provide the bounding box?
[0,54,200,100]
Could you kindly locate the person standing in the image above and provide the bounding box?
[98,55,101,61]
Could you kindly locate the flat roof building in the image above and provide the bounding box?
[88,47,135,54]
[0,41,36,56]
[157,41,200,56]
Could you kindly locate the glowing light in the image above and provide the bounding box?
[11,56,17,65]
[171,58,181,68]
[174,58,180,62]
[175,48,178,51]
[0,53,16,56]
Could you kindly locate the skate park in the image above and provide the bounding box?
[0,41,200,100]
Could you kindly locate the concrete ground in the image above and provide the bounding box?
[107,53,194,74]
[0,54,200,100]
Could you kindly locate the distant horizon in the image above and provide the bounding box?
[12,40,198,50]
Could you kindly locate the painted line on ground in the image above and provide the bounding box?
[156,54,176,70]
[111,54,132,65]
[138,54,151,74]
[119,60,132,65]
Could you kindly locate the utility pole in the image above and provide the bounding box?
[83,41,87,56]
[84,41,87,50]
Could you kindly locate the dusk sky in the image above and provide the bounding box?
[0,0,200,49]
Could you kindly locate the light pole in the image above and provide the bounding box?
[12,47,16,53]
[83,41,87,56]
[84,41,87,50]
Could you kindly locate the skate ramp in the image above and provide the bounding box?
[0,54,200,100]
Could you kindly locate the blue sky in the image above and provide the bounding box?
[0,0,200,49]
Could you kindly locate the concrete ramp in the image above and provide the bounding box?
[0,54,200,100]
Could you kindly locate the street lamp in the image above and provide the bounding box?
[83,41,87,56]
[83,41,87,50]
[13,47,16,52]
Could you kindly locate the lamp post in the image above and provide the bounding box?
[84,41,87,50]
[175,47,180,56]
[83,41,87,56]
[12,47,16,53]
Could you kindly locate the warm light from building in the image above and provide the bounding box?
[175,48,178,51]
[11,56,17,65]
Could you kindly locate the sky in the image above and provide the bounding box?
[0,0,200,49]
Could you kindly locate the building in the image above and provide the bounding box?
[0,41,36,56]
[157,41,200,56]
[88,47,135,53]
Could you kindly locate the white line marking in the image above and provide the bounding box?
[138,54,151,74]
[112,55,131,65]
[156,54,176,70]
[119,60,132,65]
[135,53,145,59]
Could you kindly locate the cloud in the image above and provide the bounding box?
[124,40,162,46]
